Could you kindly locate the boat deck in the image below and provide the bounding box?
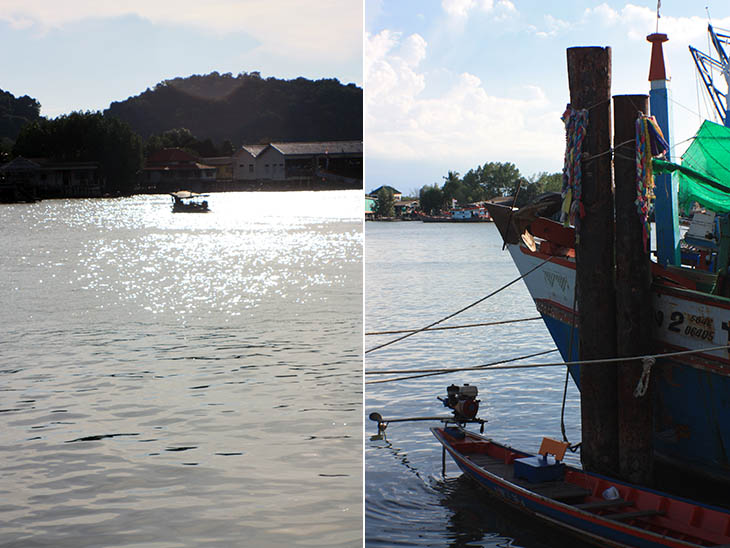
[466,453,591,502]
[463,450,730,546]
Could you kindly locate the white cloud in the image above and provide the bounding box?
[493,1,517,21]
[441,0,516,21]
[365,30,562,167]
[442,0,477,19]
[531,14,570,38]
[581,4,727,43]
[0,0,362,61]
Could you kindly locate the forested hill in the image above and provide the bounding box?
[0,89,41,141]
[104,72,363,144]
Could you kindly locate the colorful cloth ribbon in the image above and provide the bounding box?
[635,115,668,251]
[561,105,589,234]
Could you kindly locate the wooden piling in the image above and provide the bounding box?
[566,47,619,476]
[613,94,653,485]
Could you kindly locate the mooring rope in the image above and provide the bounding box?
[365,344,730,383]
[365,255,555,355]
[365,316,542,336]
[560,281,578,447]
[366,348,559,385]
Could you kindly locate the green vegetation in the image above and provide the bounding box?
[13,111,142,194]
[0,89,41,142]
[374,187,396,217]
[144,127,233,158]
[419,184,444,215]
[105,72,363,145]
[420,161,562,212]
[2,72,362,198]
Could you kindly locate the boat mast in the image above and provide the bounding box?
[647,25,681,266]
[689,24,730,127]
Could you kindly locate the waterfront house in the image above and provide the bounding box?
[232,144,267,181]
[233,141,362,187]
[142,148,216,192]
[369,185,402,201]
[395,199,418,218]
[201,156,234,181]
[0,157,42,201]
[0,156,104,201]
[365,195,376,219]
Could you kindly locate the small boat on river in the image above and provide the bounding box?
[170,191,210,213]
[433,426,730,548]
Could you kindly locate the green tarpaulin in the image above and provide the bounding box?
[653,120,730,213]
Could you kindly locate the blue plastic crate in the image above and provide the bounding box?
[513,455,565,483]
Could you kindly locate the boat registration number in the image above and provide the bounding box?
[654,309,716,343]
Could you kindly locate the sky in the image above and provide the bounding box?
[365,0,730,196]
[0,0,363,118]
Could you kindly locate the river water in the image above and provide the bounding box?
[365,221,587,548]
[0,191,362,548]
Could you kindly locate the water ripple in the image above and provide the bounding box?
[366,222,583,548]
[0,192,362,548]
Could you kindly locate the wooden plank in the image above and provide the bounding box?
[606,509,664,521]
[530,482,591,502]
[574,499,632,510]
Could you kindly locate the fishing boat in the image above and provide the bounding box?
[433,425,730,548]
[170,190,210,213]
[485,170,730,484]
[481,23,730,485]
[422,204,492,223]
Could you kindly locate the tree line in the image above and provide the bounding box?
[12,112,143,194]
[105,72,363,144]
[10,114,242,195]
[2,72,364,196]
[418,162,562,215]
[0,89,42,162]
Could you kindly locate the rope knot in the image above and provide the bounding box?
[633,356,655,398]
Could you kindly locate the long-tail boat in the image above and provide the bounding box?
[433,425,730,547]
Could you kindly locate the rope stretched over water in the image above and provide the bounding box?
[365,256,555,355]
[365,317,542,336]
[365,344,730,383]
[366,348,559,385]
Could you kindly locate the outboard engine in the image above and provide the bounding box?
[440,384,480,421]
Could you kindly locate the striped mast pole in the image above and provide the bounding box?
[647,1,681,266]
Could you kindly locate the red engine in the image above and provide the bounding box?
[441,384,480,420]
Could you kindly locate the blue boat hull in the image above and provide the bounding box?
[507,244,730,484]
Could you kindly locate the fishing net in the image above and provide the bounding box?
[653,120,730,213]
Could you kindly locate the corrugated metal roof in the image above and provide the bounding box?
[201,156,233,166]
[143,163,215,171]
[270,141,362,156]
[370,185,401,195]
[0,157,42,172]
[147,148,199,165]
[240,144,268,157]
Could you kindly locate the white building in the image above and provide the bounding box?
[232,141,362,183]
[232,144,268,180]
[257,146,287,180]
